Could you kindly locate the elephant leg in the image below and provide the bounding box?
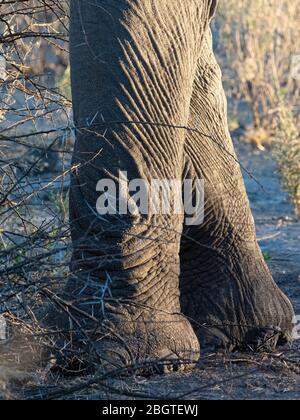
[47,0,216,373]
[180,31,294,351]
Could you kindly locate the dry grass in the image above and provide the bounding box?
[274,105,300,218]
[215,0,300,216]
[216,0,300,130]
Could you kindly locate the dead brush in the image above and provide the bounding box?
[274,105,300,220]
[244,127,272,151]
[215,0,300,131]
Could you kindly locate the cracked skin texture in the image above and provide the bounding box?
[49,0,295,372]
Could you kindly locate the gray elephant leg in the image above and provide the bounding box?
[52,0,219,372]
[180,31,294,351]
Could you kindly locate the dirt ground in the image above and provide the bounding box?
[2,139,300,400]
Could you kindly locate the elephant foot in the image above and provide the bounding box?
[43,304,200,376]
[240,325,284,353]
[183,282,293,353]
[96,310,200,375]
[195,321,289,353]
[180,244,295,352]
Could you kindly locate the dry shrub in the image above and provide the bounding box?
[274,105,300,219]
[215,0,300,216]
[0,1,73,391]
[216,0,300,130]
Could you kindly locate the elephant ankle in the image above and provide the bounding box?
[44,302,200,375]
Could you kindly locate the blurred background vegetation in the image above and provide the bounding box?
[215,0,300,217]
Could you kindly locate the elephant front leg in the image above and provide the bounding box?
[180,32,295,351]
[57,0,211,372]
[66,192,200,372]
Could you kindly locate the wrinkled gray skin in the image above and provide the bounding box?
[60,0,294,372]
